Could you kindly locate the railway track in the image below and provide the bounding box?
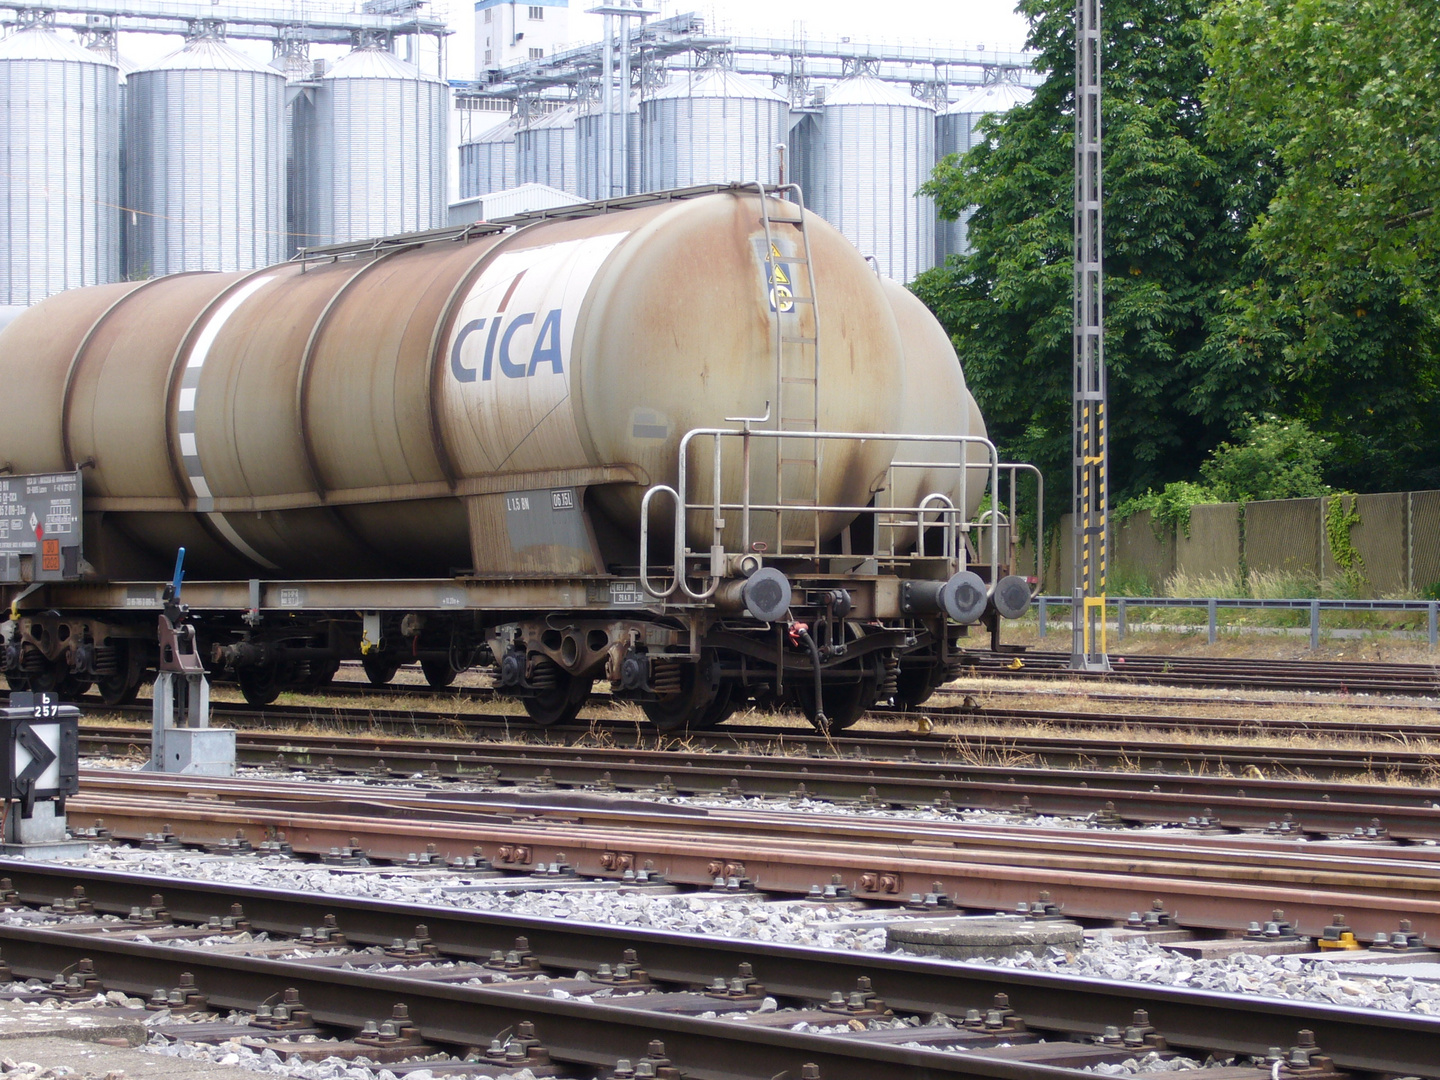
[0,861,1436,1078]
[62,767,1440,941]
[80,720,1440,827]
[960,649,1440,696]
[78,692,1440,778]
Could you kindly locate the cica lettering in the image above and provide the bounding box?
[451,309,564,383]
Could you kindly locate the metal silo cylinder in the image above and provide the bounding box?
[293,44,448,248]
[127,36,287,276]
[516,104,580,195]
[812,75,935,283]
[0,24,119,304]
[459,113,518,198]
[575,97,639,200]
[935,82,1033,265]
[642,68,790,191]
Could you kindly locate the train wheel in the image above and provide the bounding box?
[97,671,142,707]
[362,653,401,687]
[2,671,31,692]
[523,671,592,727]
[420,658,457,689]
[299,660,340,690]
[642,662,718,732]
[237,665,283,707]
[26,658,64,694]
[895,663,943,710]
[688,680,741,730]
[794,648,882,733]
[792,677,875,733]
[59,674,93,699]
[96,642,144,706]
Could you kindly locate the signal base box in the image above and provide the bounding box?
[157,726,236,777]
[0,692,89,860]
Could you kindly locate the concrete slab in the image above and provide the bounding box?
[887,915,1085,960]
[1160,937,1314,960]
[0,1002,147,1047]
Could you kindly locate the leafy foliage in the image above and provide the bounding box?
[1113,480,1218,538]
[1203,0,1440,491]
[1199,415,1330,501]
[1114,415,1328,534]
[912,0,1279,521]
[916,0,1440,512]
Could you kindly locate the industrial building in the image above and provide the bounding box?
[0,0,1035,308]
[456,7,1038,281]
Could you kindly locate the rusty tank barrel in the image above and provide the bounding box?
[877,276,989,552]
[0,190,939,580]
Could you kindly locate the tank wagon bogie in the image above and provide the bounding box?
[0,184,1036,731]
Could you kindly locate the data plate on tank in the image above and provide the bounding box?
[0,471,83,583]
[435,586,468,609]
[586,580,647,606]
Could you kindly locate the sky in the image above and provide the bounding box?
[111,0,1033,78]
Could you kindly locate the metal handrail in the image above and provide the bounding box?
[638,484,682,598]
[646,426,1003,601]
[881,459,1044,596]
[917,493,959,561]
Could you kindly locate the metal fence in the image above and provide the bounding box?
[1031,595,1440,649]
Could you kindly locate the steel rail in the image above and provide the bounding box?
[78,717,1440,785]
[66,672,1440,757]
[0,924,1073,1080]
[70,770,1440,884]
[0,863,1437,1076]
[58,773,1440,939]
[78,727,1440,836]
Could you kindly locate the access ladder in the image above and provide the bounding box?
[754,183,823,554]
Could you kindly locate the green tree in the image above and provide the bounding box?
[1203,0,1440,491]
[1199,415,1330,501]
[914,0,1279,520]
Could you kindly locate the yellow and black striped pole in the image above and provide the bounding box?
[1072,0,1110,671]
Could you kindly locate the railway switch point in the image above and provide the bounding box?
[145,553,235,778]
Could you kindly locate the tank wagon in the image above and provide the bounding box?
[0,184,1035,731]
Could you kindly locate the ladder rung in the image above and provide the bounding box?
[783,295,815,304]
[781,336,817,345]
[780,376,816,384]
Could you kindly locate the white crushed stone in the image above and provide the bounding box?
[66,846,896,951]
[144,1035,538,1080]
[1083,1051,1206,1073]
[0,1060,80,1080]
[974,937,1440,1015]
[56,846,1440,1019]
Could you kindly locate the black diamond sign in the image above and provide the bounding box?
[14,721,56,787]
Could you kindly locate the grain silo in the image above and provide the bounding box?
[87,38,137,279]
[642,67,789,191]
[811,75,934,283]
[459,113,518,199]
[935,81,1033,263]
[0,25,119,304]
[293,44,448,248]
[575,97,639,200]
[126,35,286,275]
[516,103,580,196]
